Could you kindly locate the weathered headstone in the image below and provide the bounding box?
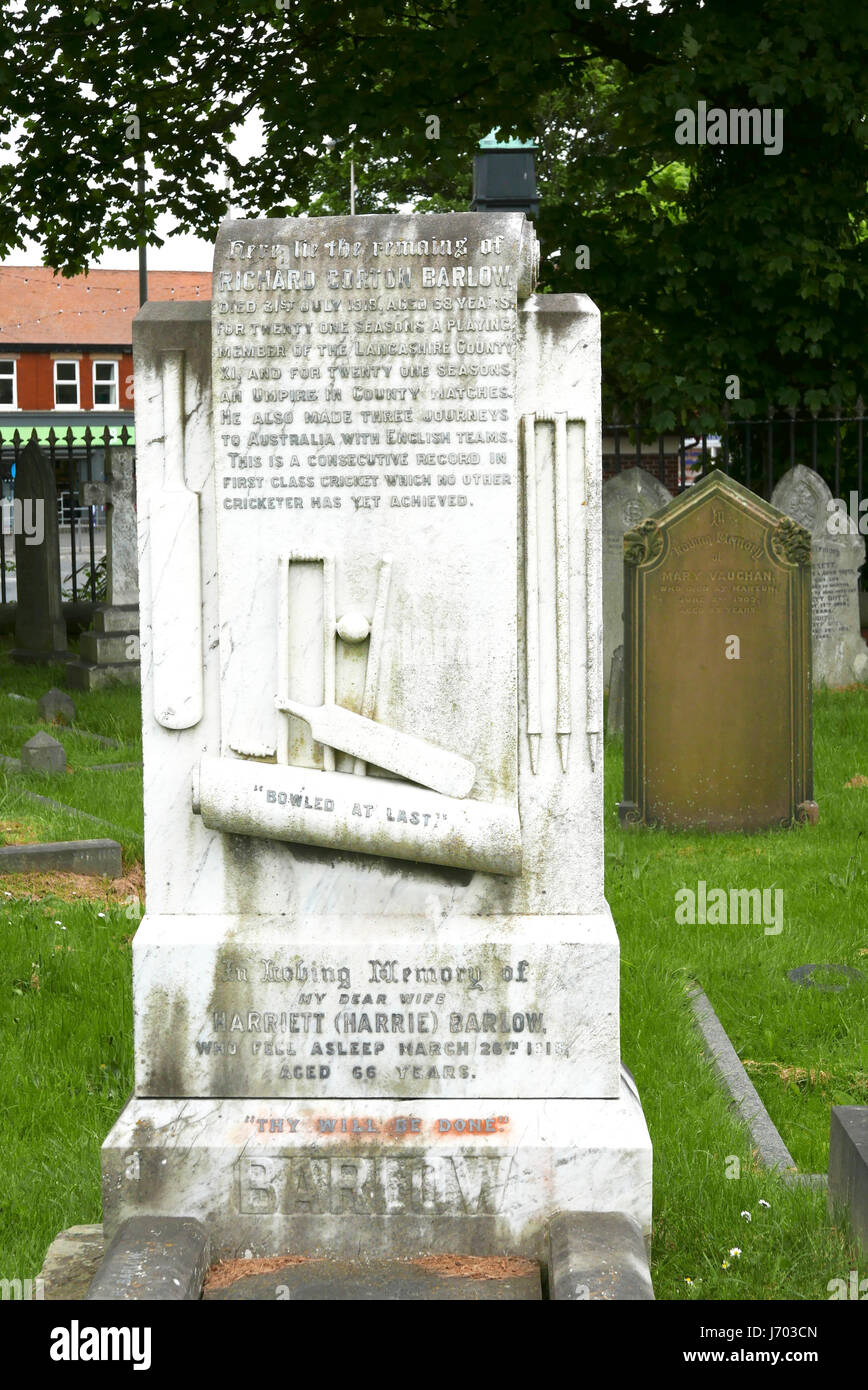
[607,644,624,735]
[83,447,139,607]
[10,438,68,664]
[771,465,868,687]
[68,447,140,691]
[619,470,817,830]
[37,687,76,725]
[101,212,651,1265]
[602,467,671,688]
[21,730,66,775]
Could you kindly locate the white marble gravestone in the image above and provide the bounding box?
[101,212,651,1260]
[602,467,671,688]
[771,465,868,687]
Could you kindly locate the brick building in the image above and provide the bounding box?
[0,266,211,444]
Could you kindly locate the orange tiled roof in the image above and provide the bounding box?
[0,266,212,346]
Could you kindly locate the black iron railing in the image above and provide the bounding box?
[0,424,134,604]
[603,407,865,506]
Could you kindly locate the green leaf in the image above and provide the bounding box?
[682,24,700,58]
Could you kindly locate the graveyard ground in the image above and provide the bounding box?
[607,684,868,1298]
[0,643,864,1299]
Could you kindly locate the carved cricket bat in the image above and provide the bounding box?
[151,350,203,730]
[275,698,476,799]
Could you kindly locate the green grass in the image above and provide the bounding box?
[608,685,868,1298]
[0,768,143,859]
[0,638,143,860]
[0,896,133,1278]
[0,641,865,1297]
[0,639,142,1277]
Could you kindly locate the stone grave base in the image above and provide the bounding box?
[66,604,140,691]
[100,1085,651,1262]
[816,633,868,688]
[39,1225,105,1300]
[66,661,141,692]
[42,1210,654,1299]
[9,647,71,666]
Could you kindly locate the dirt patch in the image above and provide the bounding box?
[844,775,868,788]
[409,1254,538,1280]
[0,861,144,904]
[0,818,39,844]
[743,1059,868,1094]
[205,1255,319,1291]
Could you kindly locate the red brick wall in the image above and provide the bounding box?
[8,350,133,412]
[602,451,681,495]
[16,353,50,409]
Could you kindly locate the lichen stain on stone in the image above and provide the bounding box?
[142,992,189,1099]
[223,833,261,919]
[207,915,256,1099]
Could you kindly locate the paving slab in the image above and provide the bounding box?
[0,838,122,877]
[204,1256,541,1301]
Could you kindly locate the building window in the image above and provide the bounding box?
[0,359,16,408]
[93,360,119,408]
[54,360,80,408]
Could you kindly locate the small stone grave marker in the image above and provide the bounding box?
[37,688,76,725]
[21,731,66,775]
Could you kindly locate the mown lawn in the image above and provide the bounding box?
[0,639,140,1277]
[608,685,868,1299]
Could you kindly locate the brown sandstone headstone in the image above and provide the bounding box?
[619,471,817,831]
